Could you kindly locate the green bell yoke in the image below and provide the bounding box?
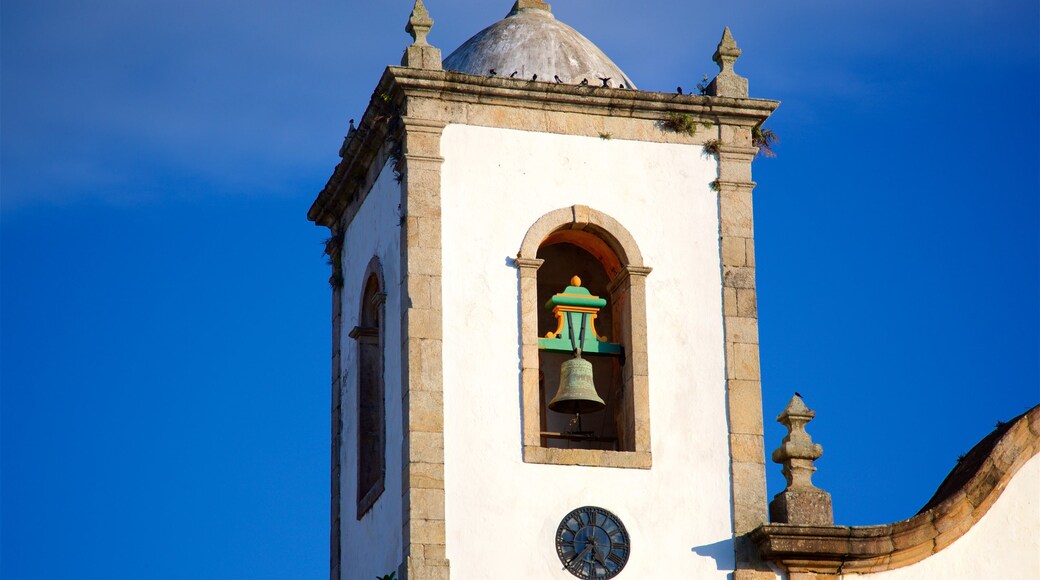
[539,276,622,357]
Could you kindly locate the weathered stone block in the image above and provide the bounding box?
[724,287,738,314]
[732,480,768,533]
[731,433,766,464]
[727,316,759,344]
[407,308,442,339]
[720,124,751,147]
[409,431,444,464]
[406,338,444,392]
[887,540,936,569]
[423,545,447,562]
[724,266,757,289]
[718,159,753,183]
[708,73,748,98]
[404,130,442,157]
[770,489,834,525]
[406,461,445,490]
[720,189,755,238]
[729,380,765,434]
[891,515,936,549]
[407,247,442,277]
[408,487,445,520]
[402,45,443,71]
[408,390,444,432]
[737,288,758,318]
[731,342,761,381]
[722,237,746,267]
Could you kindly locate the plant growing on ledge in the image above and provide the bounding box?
[662,113,712,137]
[663,113,699,136]
[323,228,345,289]
[752,124,778,157]
[703,139,723,155]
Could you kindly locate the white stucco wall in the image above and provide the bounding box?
[339,161,404,580]
[440,124,732,578]
[841,453,1040,580]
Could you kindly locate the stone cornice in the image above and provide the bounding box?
[308,66,780,228]
[750,404,1040,575]
[387,67,779,121]
[308,80,399,228]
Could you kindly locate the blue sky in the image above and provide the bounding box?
[2,1,1037,578]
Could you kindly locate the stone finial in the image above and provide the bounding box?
[511,0,552,13]
[769,394,834,525]
[402,0,442,70]
[406,0,433,45]
[706,27,748,98]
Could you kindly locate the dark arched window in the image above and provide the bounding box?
[350,260,386,518]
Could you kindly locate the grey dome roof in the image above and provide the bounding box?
[443,5,637,89]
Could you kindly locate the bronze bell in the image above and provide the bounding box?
[548,355,605,415]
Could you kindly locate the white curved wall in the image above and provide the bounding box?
[842,453,1040,580]
[339,161,404,580]
[440,124,732,578]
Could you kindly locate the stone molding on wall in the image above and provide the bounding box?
[328,269,344,580]
[714,109,772,580]
[516,206,652,469]
[750,404,1040,577]
[398,114,450,580]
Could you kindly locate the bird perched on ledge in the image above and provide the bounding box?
[578,78,589,86]
[599,77,611,87]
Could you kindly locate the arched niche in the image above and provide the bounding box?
[516,206,652,469]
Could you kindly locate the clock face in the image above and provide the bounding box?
[555,506,630,579]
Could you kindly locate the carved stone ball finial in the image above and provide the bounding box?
[402,0,442,70]
[706,26,749,98]
[769,393,834,526]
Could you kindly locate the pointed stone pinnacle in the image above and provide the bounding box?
[706,26,748,98]
[769,393,833,525]
[402,0,442,70]
[779,393,813,420]
[713,26,742,73]
[406,0,434,46]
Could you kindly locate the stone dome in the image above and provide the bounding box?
[443,2,637,89]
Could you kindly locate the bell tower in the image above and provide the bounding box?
[309,2,779,579]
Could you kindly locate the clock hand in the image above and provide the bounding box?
[593,545,607,565]
[569,543,593,567]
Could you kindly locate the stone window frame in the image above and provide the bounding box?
[517,205,652,469]
[350,256,388,519]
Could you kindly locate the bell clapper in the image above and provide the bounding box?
[570,313,587,434]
